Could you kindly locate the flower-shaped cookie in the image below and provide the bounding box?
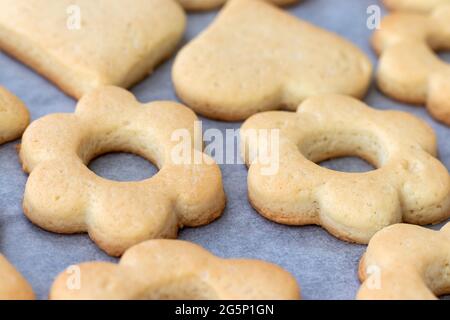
[0,0,185,99]
[240,94,450,243]
[173,0,372,121]
[383,0,450,12]
[0,86,29,144]
[373,4,450,124]
[0,254,34,300]
[177,0,299,11]
[50,240,301,300]
[358,222,450,299]
[19,86,226,256]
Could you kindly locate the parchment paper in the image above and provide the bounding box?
[0,0,449,299]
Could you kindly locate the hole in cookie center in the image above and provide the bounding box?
[88,152,158,182]
[438,51,450,64]
[318,156,375,173]
[298,131,384,173]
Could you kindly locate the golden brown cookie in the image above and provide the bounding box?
[19,86,226,257]
[50,240,301,300]
[240,94,450,244]
[373,4,450,124]
[178,0,299,11]
[0,254,34,300]
[358,222,450,300]
[0,86,29,144]
[383,0,450,12]
[0,0,185,99]
[173,0,372,121]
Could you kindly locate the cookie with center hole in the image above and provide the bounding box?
[50,240,301,300]
[19,86,226,257]
[373,4,450,124]
[240,94,450,243]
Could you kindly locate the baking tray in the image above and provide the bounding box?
[1,0,449,300]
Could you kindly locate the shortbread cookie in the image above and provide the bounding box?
[0,0,185,99]
[383,0,450,12]
[178,0,299,11]
[50,240,301,300]
[240,94,450,243]
[373,5,450,124]
[173,0,372,121]
[358,223,450,299]
[0,254,34,300]
[0,86,29,144]
[19,86,226,257]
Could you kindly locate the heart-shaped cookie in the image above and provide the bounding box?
[0,0,185,99]
[173,0,372,121]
